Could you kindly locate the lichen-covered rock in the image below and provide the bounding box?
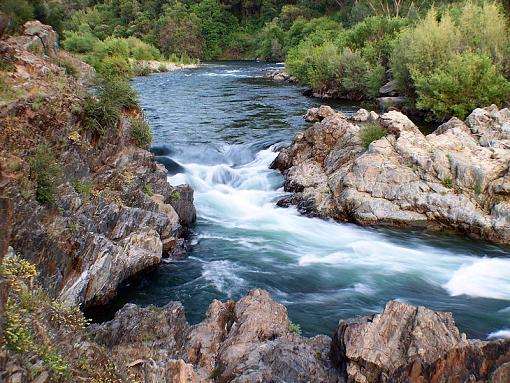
[331,301,510,383]
[274,105,510,244]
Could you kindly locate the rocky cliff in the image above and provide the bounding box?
[273,105,510,244]
[0,22,196,308]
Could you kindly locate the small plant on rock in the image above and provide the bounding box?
[442,176,453,189]
[30,145,61,205]
[359,122,386,149]
[288,321,302,335]
[143,184,154,197]
[131,119,152,147]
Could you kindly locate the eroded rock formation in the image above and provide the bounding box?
[0,24,196,308]
[273,105,510,244]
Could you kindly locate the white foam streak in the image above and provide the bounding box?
[170,145,510,303]
[487,329,510,339]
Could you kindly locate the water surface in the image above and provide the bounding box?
[110,62,509,339]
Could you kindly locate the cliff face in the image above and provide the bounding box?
[0,23,196,308]
[273,105,510,244]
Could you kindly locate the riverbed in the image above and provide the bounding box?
[106,61,509,339]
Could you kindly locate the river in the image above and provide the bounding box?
[107,61,509,339]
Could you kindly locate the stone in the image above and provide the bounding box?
[23,20,58,56]
[379,79,398,96]
[351,108,370,122]
[377,96,408,112]
[275,105,510,244]
[331,301,510,383]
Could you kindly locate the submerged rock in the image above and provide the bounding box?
[273,105,510,244]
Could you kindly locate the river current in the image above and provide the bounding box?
[109,62,509,339]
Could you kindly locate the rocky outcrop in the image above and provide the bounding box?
[0,25,196,308]
[90,289,339,383]
[273,105,510,244]
[266,69,297,83]
[331,300,510,383]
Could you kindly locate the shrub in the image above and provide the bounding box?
[143,184,154,196]
[126,37,161,60]
[93,55,132,79]
[132,62,152,77]
[56,59,78,78]
[83,96,119,135]
[288,321,302,335]
[359,123,386,149]
[62,28,98,54]
[414,52,510,120]
[30,145,61,205]
[96,76,138,110]
[130,119,152,147]
[390,9,461,95]
[442,176,453,188]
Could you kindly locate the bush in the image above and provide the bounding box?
[132,62,152,77]
[96,76,138,110]
[126,37,161,61]
[288,321,302,335]
[391,2,510,97]
[62,28,98,54]
[93,55,132,79]
[359,123,386,149]
[414,52,510,120]
[30,145,61,205]
[130,119,152,147]
[83,96,119,135]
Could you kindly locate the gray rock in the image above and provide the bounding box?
[275,105,510,244]
[377,96,408,112]
[379,79,398,96]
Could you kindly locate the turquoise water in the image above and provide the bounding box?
[102,62,510,340]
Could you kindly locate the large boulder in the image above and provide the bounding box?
[331,301,510,383]
[23,20,58,56]
[91,289,340,383]
[274,105,510,244]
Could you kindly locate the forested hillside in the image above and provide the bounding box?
[2,0,510,119]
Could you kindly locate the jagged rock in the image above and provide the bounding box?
[274,105,510,244]
[91,289,339,383]
[351,108,370,122]
[379,79,398,96]
[331,301,510,383]
[377,96,407,111]
[266,70,297,83]
[22,20,58,56]
[0,29,196,308]
[304,105,341,123]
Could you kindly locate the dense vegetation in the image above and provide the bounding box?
[2,0,510,120]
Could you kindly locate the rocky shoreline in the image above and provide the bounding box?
[0,22,509,383]
[273,105,510,244]
[0,22,196,308]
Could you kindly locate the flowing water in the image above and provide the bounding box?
[106,62,510,339]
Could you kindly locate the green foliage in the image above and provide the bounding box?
[414,52,510,120]
[132,62,152,77]
[143,184,154,197]
[82,96,119,135]
[442,176,453,188]
[72,179,93,195]
[391,2,510,101]
[130,119,152,147]
[62,26,99,54]
[30,145,61,205]
[359,123,386,149]
[170,191,181,201]
[56,58,78,78]
[288,321,302,335]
